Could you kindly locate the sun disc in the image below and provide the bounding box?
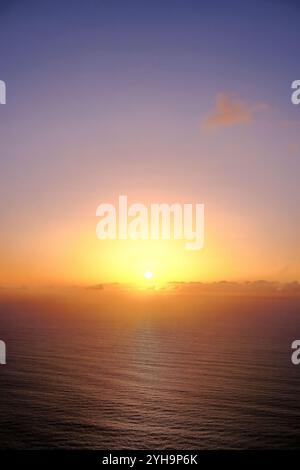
[144,271,153,279]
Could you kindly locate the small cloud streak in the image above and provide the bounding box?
[287,141,300,154]
[203,93,268,130]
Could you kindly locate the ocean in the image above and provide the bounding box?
[0,289,299,449]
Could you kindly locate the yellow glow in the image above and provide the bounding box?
[1,200,295,287]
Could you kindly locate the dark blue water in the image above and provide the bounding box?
[0,291,299,449]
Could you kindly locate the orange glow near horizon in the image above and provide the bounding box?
[0,195,299,288]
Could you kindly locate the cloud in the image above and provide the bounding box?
[281,119,300,128]
[287,141,300,154]
[168,281,300,296]
[203,93,268,130]
[86,283,104,291]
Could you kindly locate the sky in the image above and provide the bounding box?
[0,0,299,286]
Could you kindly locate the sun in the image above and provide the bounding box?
[144,270,153,280]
